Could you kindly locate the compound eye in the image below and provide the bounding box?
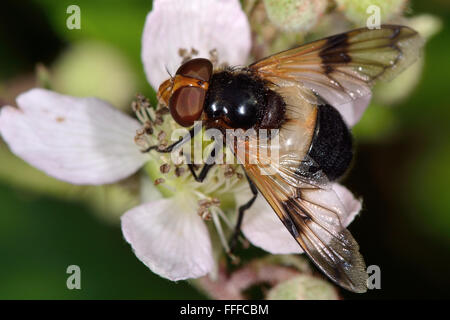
[176,58,213,82]
[169,86,205,127]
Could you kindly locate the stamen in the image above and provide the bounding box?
[211,207,231,254]
[175,166,185,177]
[133,93,168,152]
[211,207,239,262]
[214,206,233,230]
[157,130,167,142]
[224,165,235,178]
[209,49,219,66]
[134,129,149,150]
[157,142,168,151]
[197,207,211,220]
[191,48,199,56]
[178,47,200,64]
[155,106,170,116]
[214,204,248,248]
[144,121,153,135]
[160,163,170,174]
[197,198,212,220]
[156,113,165,125]
[133,94,154,124]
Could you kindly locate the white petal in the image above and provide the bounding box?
[121,198,214,281]
[241,192,302,254]
[140,174,163,203]
[331,183,362,226]
[241,183,362,254]
[142,0,251,90]
[0,88,147,185]
[333,94,372,127]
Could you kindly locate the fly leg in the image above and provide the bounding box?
[142,127,196,153]
[187,142,219,182]
[229,173,258,252]
[188,163,215,182]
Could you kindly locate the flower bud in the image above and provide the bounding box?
[267,274,339,300]
[52,41,137,110]
[263,0,328,32]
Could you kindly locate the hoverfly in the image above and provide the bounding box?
[149,25,423,293]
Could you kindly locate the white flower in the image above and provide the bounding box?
[0,0,363,281]
[0,89,147,185]
[142,0,252,89]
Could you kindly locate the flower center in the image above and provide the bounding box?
[132,94,247,255]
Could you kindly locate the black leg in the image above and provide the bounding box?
[187,143,218,182]
[188,163,215,182]
[230,172,258,252]
[142,127,196,153]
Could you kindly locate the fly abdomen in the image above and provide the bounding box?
[306,104,353,181]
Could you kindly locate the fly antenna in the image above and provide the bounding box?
[165,65,174,80]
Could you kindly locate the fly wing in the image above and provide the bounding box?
[243,164,367,293]
[227,25,412,292]
[249,25,423,109]
[231,85,330,188]
[232,121,366,292]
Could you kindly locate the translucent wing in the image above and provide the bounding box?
[231,96,367,291]
[243,163,367,293]
[249,25,423,122]
[231,85,330,188]
[228,26,423,290]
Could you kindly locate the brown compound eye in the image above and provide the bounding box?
[168,58,213,127]
[176,58,213,82]
[169,86,206,127]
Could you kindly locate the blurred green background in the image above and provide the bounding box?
[0,0,449,299]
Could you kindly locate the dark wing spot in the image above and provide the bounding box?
[281,197,312,237]
[319,33,352,67]
[280,200,300,238]
[324,65,334,74]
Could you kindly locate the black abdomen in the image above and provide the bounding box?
[306,104,353,181]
